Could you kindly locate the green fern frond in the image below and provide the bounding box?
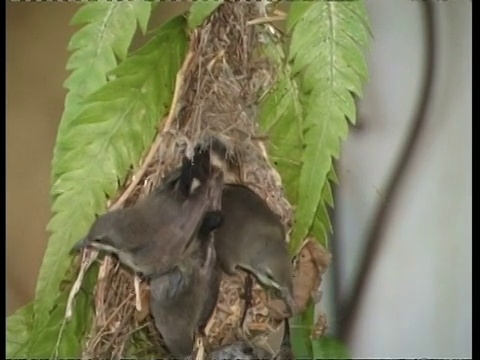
[259,33,337,251]
[25,265,99,357]
[26,16,188,357]
[52,1,152,181]
[287,0,371,246]
[6,303,34,358]
[258,5,371,355]
[310,168,337,247]
[259,33,303,209]
[188,0,224,29]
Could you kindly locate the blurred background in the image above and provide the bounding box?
[6,1,471,358]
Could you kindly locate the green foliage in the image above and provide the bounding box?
[21,2,153,355]
[290,304,351,359]
[260,1,371,358]
[286,0,370,247]
[312,336,351,359]
[6,303,34,358]
[261,1,370,251]
[259,33,303,210]
[258,37,337,250]
[188,0,224,29]
[290,303,315,359]
[310,169,338,248]
[52,0,152,182]
[6,3,188,355]
[25,264,99,358]
[7,1,370,358]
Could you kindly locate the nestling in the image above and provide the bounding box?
[71,145,224,280]
[149,211,223,358]
[213,184,296,315]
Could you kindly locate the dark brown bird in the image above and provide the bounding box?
[213,184,296,315]
[149,213,223,358]
[71,145,224,280]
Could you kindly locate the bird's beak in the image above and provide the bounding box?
[70,237,87,255]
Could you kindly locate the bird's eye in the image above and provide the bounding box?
[93,238,102,243]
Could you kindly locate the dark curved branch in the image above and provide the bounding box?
[338,1,437,342]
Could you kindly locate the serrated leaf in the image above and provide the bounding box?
[52,1,152,182]
[259,33,303,211]
[27,265,98,358]
[188,0,224,29]
[310,169,336,247]
[258,33,338,253]
[312,336,351,359]
[287,0,371,246]
[6,303,34,359]
[286,2,314,31]
[30,17,188,357]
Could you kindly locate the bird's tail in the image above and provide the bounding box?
[177,144,212,197]
[178,136,230,197]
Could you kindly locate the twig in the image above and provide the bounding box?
[194,337,205,360]
[96,256,113,325]
[94,294,135,341]
[122,322,149,339]
[65,249,99,320]
[134,275,142,311]
[247,15,286,26]
[162,51,195,131]
[110,50,194,211]
[204,308,217,336]
[101,306,135,358]
[51,317,66,360]
[216,302,234,315]
[54,249,99,359]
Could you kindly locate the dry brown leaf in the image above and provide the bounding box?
[265,238,332,319]
[292,238,332,314]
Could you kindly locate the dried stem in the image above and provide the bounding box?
[110,51,194,212]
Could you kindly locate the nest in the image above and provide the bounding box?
[72,3,329,359]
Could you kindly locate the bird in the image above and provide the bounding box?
[71,144,225,280]
[149,213,223,358]
[212,184,296,315]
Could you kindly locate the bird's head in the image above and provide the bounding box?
[246,249,297,316]
[70,210,129,257]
